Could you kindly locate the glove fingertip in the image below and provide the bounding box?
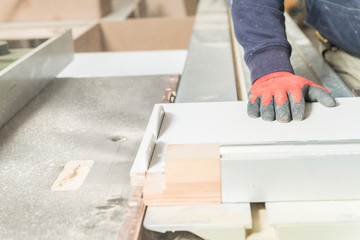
[292,114,305,121]
[247,100,260,118]
[262,116,275,122]
[309,87,337,107]
[319,95,336,108]
[248,113,260,119]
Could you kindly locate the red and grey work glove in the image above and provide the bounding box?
[248,71,336,122]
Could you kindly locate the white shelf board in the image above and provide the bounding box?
[57,50,187,78]
[131,98,360,202]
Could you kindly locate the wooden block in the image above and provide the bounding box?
[165,143,220,183]
[143,143,221,206]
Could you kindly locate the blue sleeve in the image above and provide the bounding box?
[305,0,360,56]
[230,0,294,83]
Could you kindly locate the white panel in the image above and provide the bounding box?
[158,98,359,144]
[267,201,360,240]
[266,201,360,225]
[146,98,360,173]
[130,105,164,186]
[57,50,187,78]
[132,98,360,201]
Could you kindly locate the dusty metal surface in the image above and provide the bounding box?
[176,0,237,103]
[0,75,172,240]
[0,30,73,129]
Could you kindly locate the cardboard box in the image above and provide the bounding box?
[0,0,112,22]
[142,0,198,17]
[0,17,195,52]
[75,17,195,52]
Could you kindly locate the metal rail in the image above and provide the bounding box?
[0,30,73,128]
[176,0,237,103]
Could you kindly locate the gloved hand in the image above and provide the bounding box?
[248,71,336,122]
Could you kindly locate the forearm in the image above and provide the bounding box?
[230,0,294,83]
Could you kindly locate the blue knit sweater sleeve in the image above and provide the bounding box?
[230,0,294,83]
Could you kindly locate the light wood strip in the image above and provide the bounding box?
[143,143,221,206]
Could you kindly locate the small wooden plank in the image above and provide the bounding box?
[165,143,220,183]
[143,143,221,206]
[51,160,94,191]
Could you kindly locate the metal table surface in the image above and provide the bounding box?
[176,0,237,103]
[0,75,171,240]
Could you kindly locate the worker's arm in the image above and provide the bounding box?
[230,0,336,122]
